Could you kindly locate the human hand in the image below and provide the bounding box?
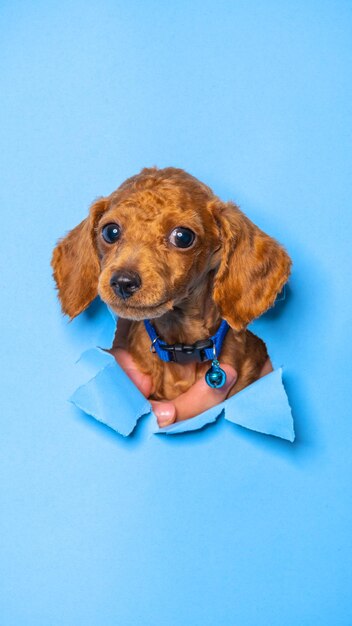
[110,318,272,428]
[150,363,238,427]
[111,346,238,428]
[151,356,273,426]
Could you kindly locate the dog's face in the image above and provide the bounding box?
[52,167,291,330]
[95,180,221,321]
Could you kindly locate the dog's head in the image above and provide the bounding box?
[52,167,291,331]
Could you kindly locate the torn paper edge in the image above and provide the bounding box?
[70,347,294,442]
[69,296,294,441]
[152,368,294,441]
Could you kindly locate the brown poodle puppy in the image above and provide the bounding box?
[52,167,291,409]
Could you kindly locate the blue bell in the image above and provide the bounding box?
[205,359,227,389]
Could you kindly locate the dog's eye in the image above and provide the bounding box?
[101,223,121,244]
[169,227,195,249]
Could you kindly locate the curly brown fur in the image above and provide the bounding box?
[51,166,292,401]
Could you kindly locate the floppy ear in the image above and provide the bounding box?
[51,198,108,318]
[211,200,292,331]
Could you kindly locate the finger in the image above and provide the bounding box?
[172,364,238,421]
[111,347,153,397]
[150,400,177,428]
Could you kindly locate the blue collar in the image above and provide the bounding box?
[144,318,230,365]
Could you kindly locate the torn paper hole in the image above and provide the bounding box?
[69,302,295,442]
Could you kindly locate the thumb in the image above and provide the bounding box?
[172,364,238,422]
[150,401,177,428]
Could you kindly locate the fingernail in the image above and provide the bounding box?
[154,406,174,418]
[153,402,176,426]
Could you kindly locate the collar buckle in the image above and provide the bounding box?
[163,338,213,364]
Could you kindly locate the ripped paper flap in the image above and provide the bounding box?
[70,349,295,441]
[71,349,151,437]
[153,368,294,441]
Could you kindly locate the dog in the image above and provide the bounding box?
[52,166,291,409]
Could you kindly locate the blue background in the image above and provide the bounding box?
[1,1,351,624]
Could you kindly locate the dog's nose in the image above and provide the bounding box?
[110,270,142,299]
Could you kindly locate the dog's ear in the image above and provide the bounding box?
[51,198,108,318]
[211,200,292,331]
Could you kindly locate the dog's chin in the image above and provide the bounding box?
[107,298,175,321]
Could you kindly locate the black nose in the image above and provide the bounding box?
[110,270,142,299]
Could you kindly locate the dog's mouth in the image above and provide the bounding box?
[108,297,174,320]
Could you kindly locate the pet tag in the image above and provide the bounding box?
[205,358,227,389]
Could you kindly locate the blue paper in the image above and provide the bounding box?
[70,350,151,437]
[154,368,294,440]
[3,4,352,624]
[70,319,295,441]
